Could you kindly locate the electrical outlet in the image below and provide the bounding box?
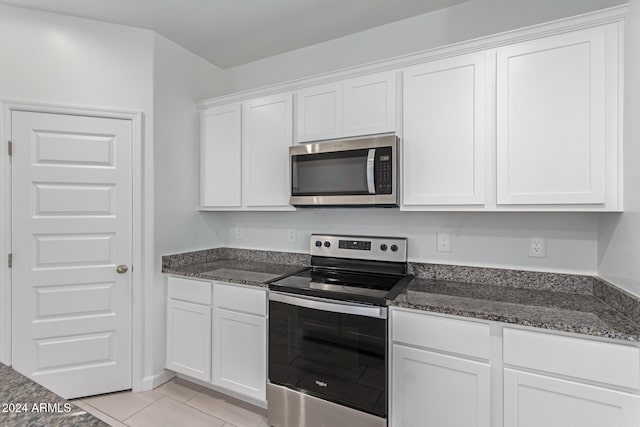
[436,232,451,253]
[235,227,243,240]
[287,229,297,243]
[528,237,546,258]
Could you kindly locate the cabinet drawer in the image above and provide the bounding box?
[392,309,490,360]
[214,282,267,316]
[503,328,640,390]
[167,276,212,305]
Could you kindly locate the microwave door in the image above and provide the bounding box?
[366,148,376,194]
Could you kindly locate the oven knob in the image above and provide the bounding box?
[324,241,331,248]
[390,244,398,252]
[315,240,322,247]
[380,244,388,251]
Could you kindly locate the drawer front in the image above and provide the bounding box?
[214,282,267,316]
[503,328,640,391]
[392,309,491,360]
[167,276,212,305]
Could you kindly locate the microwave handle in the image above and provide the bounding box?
[367,148,376,194]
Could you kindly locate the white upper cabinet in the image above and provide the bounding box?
[343,71,397,137]
[243,93,293,207]
[403,52,488,207]
[496,24,620,208]
[200,104,242,208]
[295,71,397,143]
[295,82,343,142]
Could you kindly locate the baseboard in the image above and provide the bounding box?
[136,369,175,392]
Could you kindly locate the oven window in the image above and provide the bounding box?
[269,300,386,417]
[291,149,370,196]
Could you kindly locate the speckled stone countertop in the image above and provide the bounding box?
[393,278,640,342]
[162,247,308,287]
[163,247,640,342]
[0,363,107,427]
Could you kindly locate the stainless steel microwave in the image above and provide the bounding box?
[289,135,398,207]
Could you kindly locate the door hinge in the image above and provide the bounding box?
[8,141,12,157]
[8,253,12,268]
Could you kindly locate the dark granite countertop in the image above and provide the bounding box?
[0,363,107,427]
[392,278,640,342]
[162,247,640,342]
[163,258,306,287]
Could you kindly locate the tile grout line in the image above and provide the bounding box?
[120,393,166,424]
[182,392,235,426]
[77,403,125,427]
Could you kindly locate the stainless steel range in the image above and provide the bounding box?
[267,234,412,427]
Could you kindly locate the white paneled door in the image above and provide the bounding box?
[11,111,132,399]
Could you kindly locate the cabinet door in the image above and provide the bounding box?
[343,71,396,137]
[243,93,293,207]
[403,52,487,206]
[201,104,242,207]
[295,82,342,142]
[391,344,490,427]
[213,308,266,402]
[504,369,640,427]
[166,300,211,381]
[496,26,610,205]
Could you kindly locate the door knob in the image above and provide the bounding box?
[116,264,128,274]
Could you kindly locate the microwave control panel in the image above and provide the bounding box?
[375,147,393,194]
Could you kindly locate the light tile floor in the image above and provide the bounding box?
[72,379,269,427]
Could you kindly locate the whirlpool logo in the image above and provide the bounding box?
[315,380,328,388]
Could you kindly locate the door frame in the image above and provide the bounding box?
[0,100,146,392]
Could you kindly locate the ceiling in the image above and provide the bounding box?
[0,0,469,68]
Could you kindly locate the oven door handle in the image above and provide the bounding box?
[269,291,387,319]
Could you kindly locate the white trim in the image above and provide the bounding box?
[0,103,12,365]
[138,370,175,392]
[197,5,627,109]
[0,100,146,395]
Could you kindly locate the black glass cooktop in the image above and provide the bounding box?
[269,267,412,306]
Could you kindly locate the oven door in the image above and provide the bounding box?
[289,135,397,206]
[268,292,387,418]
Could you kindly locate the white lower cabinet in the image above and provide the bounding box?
[390,308,491,427]
[504,369,640,427]
[166,277,267,404]
[212,306,267,402]
[166,277,213,382]
[391,344,491,427]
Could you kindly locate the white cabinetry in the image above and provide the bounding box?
[295,82,342,142]
[243,93,293,207]
[200,104,242,208]
[402,52,488,207]
[166,277,268,404]
[295,71,396,142]
[504,369,640,427]
[390,309,491,427]
[200,93,294,210]
[503,327,640,427]
[166,277,212,381]
[496,25,621,209]
[212,282,267,403]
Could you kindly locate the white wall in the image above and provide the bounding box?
[598,0,640,297]
[215,0,622,276]
[0,4,155,374]
[152,34,226,375]
[220,0,625,93]
[222,211,598,274]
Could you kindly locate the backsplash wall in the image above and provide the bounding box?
[219,210,598,275]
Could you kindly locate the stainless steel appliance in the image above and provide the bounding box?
[267,234,412,427]
[289,135,398,207]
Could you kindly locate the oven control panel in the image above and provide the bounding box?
[310,234,407,262]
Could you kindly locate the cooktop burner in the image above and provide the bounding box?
[269,234,413,306]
